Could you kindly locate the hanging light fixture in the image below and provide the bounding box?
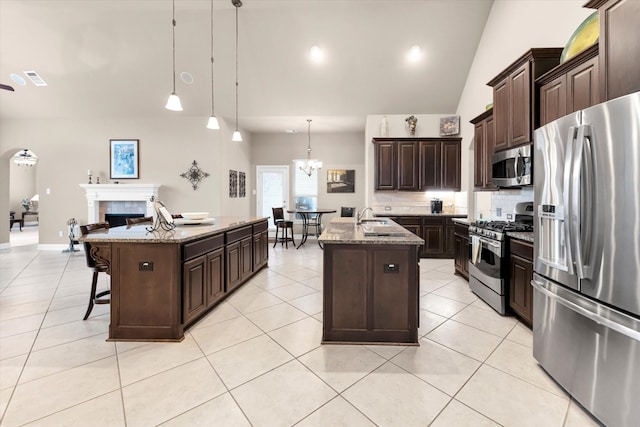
[299,119,323,177]
[13,149,38,166]
[206,0,219,129]
[231,0,242,141]
[165,0,183,111]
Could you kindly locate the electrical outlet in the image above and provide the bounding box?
[58,230,63,237]
[507,213,513,220]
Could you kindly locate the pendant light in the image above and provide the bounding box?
[206,0,219,129]
[231,0,242,141]
[299,119,323,177]
[165,0,183,111]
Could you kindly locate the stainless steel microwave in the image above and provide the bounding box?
[492,144,532,188]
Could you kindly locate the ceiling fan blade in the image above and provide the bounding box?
[0,83,15,91]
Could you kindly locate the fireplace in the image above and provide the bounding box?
[79,184,161,224]
[104,213,145,227]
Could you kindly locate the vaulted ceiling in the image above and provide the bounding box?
[0,0,493,133]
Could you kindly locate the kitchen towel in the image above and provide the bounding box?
[471,235,481,265]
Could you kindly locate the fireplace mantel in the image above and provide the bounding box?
[79,184,161,223]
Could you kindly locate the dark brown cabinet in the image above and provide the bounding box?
[253,223,269,271]
[471,109,497,190]
[374,141,397,190]
[453,223,469,280]
[538,45,599,126]
[488,48,563,152]
[394,216,460,259]
[323,243,420,344]
[586,0,640,101]
[373,138,461,191]
[509,238,534,326]
[182,234,225,327]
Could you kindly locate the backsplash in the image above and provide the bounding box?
[372,191,468,215]
[489,187,533,220]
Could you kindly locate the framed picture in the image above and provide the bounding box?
[229,170,238,197]
[440,116,460,136]
[239,171,246,197]
[327,169,355,193]
[110,139,139,179]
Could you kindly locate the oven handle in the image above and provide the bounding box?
[469,233,502,256]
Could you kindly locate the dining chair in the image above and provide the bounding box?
[341,207,355,217]
[80,222,111,320]
[272,207,295,248]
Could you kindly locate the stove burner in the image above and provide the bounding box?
[470,221,533,233]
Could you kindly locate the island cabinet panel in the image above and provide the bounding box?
[110,243,183,341]
[253,220,269,270]
[226,241,241,292]
[329,247,368,330]
[323,244,419,344]
[225,225,253,293]
[183,255,207,325]
[240,236,253,279]
[205,248,225,309]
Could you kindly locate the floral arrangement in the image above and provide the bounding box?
[21,198,33,211]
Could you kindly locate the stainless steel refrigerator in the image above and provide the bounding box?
[532,91,640,427]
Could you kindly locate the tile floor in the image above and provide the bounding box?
[0,241,603,426]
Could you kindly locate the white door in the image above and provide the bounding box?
[256,165,289,230]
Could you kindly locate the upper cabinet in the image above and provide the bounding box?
[585,0,640,101]
[373,138,461,192]
[471,109,497,191]
[488,48,563,152]
[538,44,599,126]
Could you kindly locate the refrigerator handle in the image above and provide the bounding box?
[563,126,577,275]
[571,125,595,280]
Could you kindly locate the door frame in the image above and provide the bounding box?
[256,165,290,230]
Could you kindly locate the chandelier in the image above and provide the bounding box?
[13,149,38,166]
[299,119,323,177]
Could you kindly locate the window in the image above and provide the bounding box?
[293,160,318,219]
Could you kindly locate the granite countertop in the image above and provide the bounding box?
[373,211,467,218]
[451,218,470,225]
[80,216,268,244]
[507,231,534,243]
[319,217,424,246]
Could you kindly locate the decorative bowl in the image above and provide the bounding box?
[560,11,599,64]
[180,212,209,221]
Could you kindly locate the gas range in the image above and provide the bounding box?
[468,221,533,242]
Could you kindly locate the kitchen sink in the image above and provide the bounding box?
[359,219,389,225]
[360,223,405,237]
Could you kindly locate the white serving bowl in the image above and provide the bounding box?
[181,212,209,221]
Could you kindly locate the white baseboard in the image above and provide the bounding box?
[38,244,85,252]
[0,242,10,250]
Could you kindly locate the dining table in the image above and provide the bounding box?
[286,208,337,249]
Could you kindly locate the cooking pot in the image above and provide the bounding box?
[430,199,443,214]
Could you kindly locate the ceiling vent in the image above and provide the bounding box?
[24,71,48,86]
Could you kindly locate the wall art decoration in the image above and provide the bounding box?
[239,171,246,197]
[327,169,355,193]
[180,160,210,190]
[229,170,238,197]
[110,139,139,179]
[440,115,460,136]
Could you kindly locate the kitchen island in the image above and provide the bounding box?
[81,216,269,341]
[318,217,424,345]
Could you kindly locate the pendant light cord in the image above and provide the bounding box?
[171,0,177,93]
[307,119,312,159]
[235,5,239,130]
[211,0,215,116]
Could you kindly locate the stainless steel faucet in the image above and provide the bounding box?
[356,207,373,224]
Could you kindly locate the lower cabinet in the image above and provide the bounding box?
[509,238,534,326]
[395,216,459,259]
[453,222,469,279]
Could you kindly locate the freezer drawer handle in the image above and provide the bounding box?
[532,279,640,341]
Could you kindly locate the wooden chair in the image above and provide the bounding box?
[272,207,295,248]
[126,216,153,226]
[80,222,111,320]
[341,207,355,217]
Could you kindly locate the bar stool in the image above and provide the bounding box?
[80,222,111,320]
[126,216,153,226]
[272,207,295,248]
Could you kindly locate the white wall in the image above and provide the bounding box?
[0,116,251,246]
[250,131,366,220]
[455,0,593,220]
[9,159,37,214]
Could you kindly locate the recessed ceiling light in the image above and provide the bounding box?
[286,129,297,134]
[309,45,325,63]
[10,73,26,86]
[408,45,422,62]
[180,72,194,84]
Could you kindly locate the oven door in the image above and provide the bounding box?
[468,234,504,293]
